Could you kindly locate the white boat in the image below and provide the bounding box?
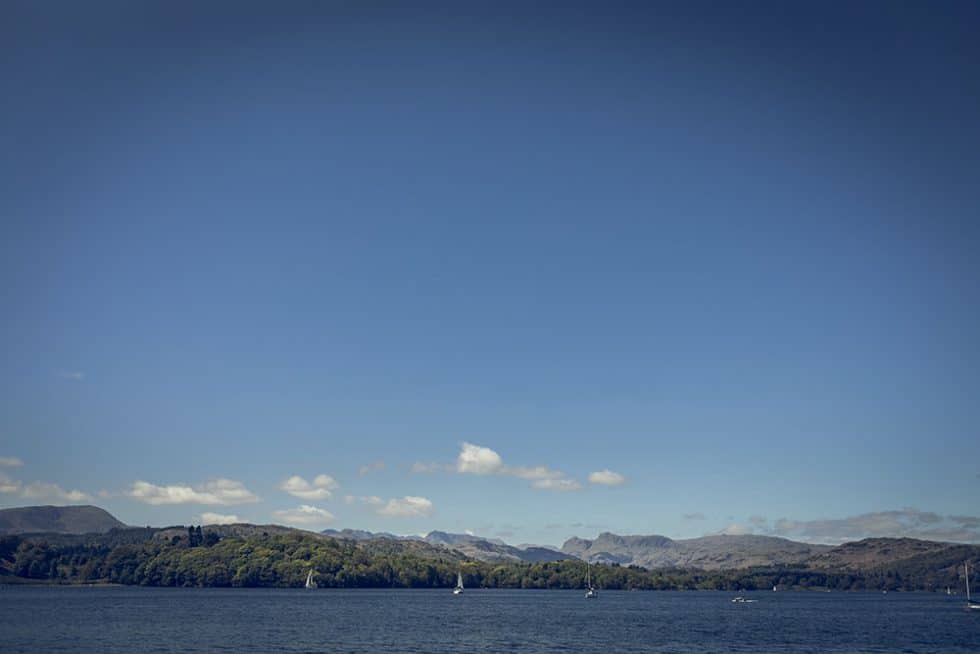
[966,562,980,610]
[585,562,598,599]
[305,569,317,589]
[732,596,757,603]
[453,571,464,595]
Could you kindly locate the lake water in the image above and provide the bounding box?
[1,587,978,653]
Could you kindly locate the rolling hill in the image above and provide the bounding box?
[561,532,831,570]
[0,505,126,535]
[319,528,569,563]
[4,505,976,582]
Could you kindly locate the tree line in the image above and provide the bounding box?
[0,531,974,591]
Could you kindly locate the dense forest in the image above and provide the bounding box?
[0,529,975,592]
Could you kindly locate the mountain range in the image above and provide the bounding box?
[322,527,830,568]
[2,505,978,575]
[322,527,567,563]
[561,532,832,570]
[421,530,566,563]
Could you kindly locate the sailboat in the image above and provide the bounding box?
[453,571,464,595]
[966,562,980,610]
[585,562,598,599]
[305,569,317,589]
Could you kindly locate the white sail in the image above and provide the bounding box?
[585,562,597,598]
[305,569,316,589]
[453,570,464,594]
[964,562,980,609]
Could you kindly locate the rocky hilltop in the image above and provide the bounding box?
[562,532,831,570]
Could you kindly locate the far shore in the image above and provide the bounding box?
[0,580,951,593]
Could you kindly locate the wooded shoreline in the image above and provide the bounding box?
[3,529,977,592]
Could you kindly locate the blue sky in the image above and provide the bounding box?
[2,1,979,546]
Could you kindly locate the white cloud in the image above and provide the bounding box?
[588,469,626,486]
[720,523,752,535]
[507,465,564,480]
[127,479,259,505]
[273,504,335,526]
[0,472,23,494]
[58,370,85,381]
[0,473,90,502]
[456,444,561,480]
[21,481,92,503]
[456,442,504,475]
[0,456,92,504]
[377,496,434,518]
[769,508,980,544]
[279,474,339,500]
[704,508,980,544]
[683,512,706,521]
[412,446,563,481]
[358,461,386,476]
[952,515,980,528]
[531,478,582,492]
[344,495,383,506]
[417,442,584,491]
[197,512,240,525]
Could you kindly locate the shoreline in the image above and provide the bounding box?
[0,580,951,594]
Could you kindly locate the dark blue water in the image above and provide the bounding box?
[2,587,978,653]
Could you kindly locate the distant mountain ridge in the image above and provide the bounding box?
[331,526,980,570]
[0,505,126,535]
[4,522,977,591]
[321,528,408,541]
[561,532,832,570]
[317,528,569,563]
[424,532,568,563]
[425,530,507,547]
[806,537,973,571]
[4,505,977,576]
